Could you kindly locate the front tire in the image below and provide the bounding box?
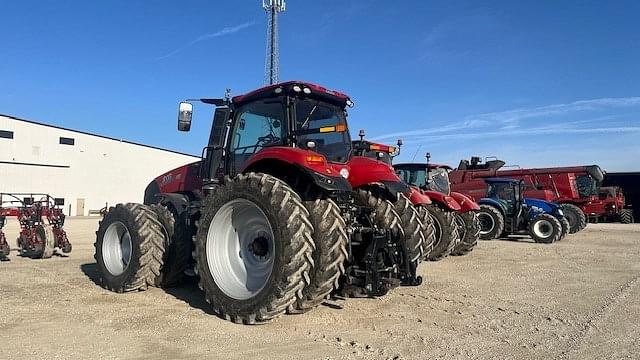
[194,173,314,324]
[150,204,192,288]
[477,205,505,240]
[426,205,459,261]
[560,204,586,233]
[94,203,166,292]
[393,193,426,265]
[451,211,480,256]
[529,214,562,244]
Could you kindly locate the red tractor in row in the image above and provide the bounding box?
[586,186,633,224]
[0,193,72,259]
[448,157,617,231]
[352,139,479,260]
[94,81,432,324]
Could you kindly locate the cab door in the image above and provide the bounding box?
[226,99,286,176]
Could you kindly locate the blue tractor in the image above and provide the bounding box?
[476,178,569,243]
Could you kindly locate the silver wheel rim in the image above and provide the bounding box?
[533,219,553,238]
[102,221,132,276]
[478,213,495,235]
[207,199,274,300]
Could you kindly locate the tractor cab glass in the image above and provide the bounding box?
[426,167,451,195]
[228,99,286,173]
[360,148,393,165]
[396,168,427,188]
[487,182,519,215]
[294,98,351,163]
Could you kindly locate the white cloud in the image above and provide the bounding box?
[157,21,256,60]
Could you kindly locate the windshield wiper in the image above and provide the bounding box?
[300,104,318,129]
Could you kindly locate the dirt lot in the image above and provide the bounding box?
[1,219,638,360]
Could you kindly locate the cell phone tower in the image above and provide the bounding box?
[263,0,285,85]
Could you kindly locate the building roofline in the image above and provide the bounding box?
[1,113,199,158]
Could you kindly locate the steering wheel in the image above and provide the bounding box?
[256,133,277,147]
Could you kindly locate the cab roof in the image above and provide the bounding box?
[394,163,453,170]
[232,81,351,108]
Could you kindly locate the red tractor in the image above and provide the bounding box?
[94,81,428,324]
[350,139,479,259]
[393,154,480,259]
[0,193,72,259]
[587,186,634,223]
[448,157,610,232]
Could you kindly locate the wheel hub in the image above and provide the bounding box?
[207,199,275,300]
[102,221,133,276]
[533,220,553,238]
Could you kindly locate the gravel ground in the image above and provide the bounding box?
[0,219,638,360]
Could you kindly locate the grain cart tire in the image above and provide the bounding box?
[393,193,427,264]
[560,204,586,233]
[477,205,505,240]
[95,203,166,292]
[529,214,562,244]
[416,206,436,258]
[620,209,634,224]
[352,189,414,275]
[559,217,570,241]
[451,211,480,256]
[426,205,459,261]
[194,173,313,324]
[150,204,192,288]
[289,195,348,314]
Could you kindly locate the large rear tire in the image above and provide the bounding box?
[416,206,436,258]
[150,204,192,288]
[94,203,166,292]
[194,173,314,324]
[477,205,505,240]
[426,205,459,261]
[290,195,348,313]
[529,214,562,244]
[0,233,9,259]
[393,193,426,265]
[560,204,586,233]
[451,211,480,256]
[559,217,570,240]
[620,209,634,224]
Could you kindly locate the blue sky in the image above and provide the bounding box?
[2,0,639,171]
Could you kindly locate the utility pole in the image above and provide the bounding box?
[263,0,285,85]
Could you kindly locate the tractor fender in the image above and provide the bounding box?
[478,198,507,216]
[423,190,462,211]
[406,186,432,206]
[348,156,409,198]
[450,192,480,212]
[241,146,346,179]
[524,198,564,219]
[243,155,352,193]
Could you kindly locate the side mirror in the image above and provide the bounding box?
[54,198,65,206]
[23,197,34,205]
[178,102,193,132]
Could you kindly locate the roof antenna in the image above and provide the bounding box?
[411,144,422,162]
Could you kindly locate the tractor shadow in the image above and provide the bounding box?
[80,263,102,286]
[495,235,536,244]
[79,262,215,315]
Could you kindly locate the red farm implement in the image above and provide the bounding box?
[448,157,617,232]
[0,193,72,259]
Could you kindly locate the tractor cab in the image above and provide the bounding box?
[351,136,401,165]
[394,158,453,195]
[485,178,523,216]
[178,82,355,189]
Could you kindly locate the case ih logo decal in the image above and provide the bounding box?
[161,174,174,186]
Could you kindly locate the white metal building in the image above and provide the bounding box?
[0,114,199,216]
